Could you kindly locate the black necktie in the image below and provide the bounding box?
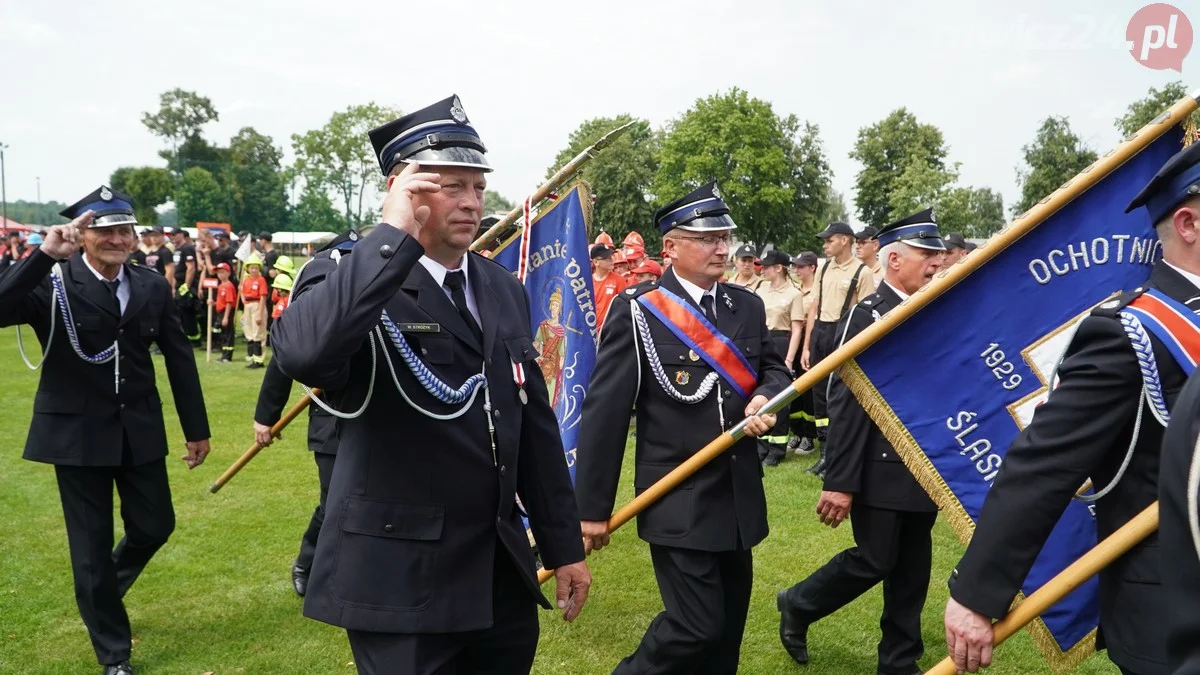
[443,271,483,344]
[105,279,121,315]
[700,294,716,325]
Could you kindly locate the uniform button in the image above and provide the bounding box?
[120,378,126,385]
[679,355,685,361]
[500,465,507,476]
[384,523,394,533]
[118,329,124,337]
[732,455,738,461]
[493,408,501,419]
[421,347,428,356]
[881,452,888,458]
[119,404,126,410]
[379,244,394,258]
[497,516,502,523]
[724,390,732,397]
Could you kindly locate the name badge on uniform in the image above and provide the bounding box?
[397,322,440,333]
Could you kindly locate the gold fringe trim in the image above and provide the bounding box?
[839,360,1095,673]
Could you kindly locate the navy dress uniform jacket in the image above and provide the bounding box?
[0,251,209,466]
[270,225,585,635]
[255,357,338,455]
[951,262,1195,674]
[574,268,793,552]
[822,283,937,513]
[1160,369,1200,675]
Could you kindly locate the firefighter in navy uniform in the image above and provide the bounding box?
[0,186,210,675]
[251,230,359,597]
[270,96,590,675]
[575,182,792,674]
[777,209,944,675]
[944,141,1200,675]
[1161,371,1200,675]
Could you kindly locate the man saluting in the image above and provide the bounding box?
[574,182,792,674]
[0,186,210,675]
[271,95,590,675]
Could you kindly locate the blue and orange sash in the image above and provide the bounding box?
[1121,288,1200,376]
[637,287,758,399]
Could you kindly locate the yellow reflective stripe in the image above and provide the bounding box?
[790,411,815,421]
[814,418,829,428]
[763,435,790,444]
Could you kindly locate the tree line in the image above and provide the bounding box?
[23,82,1197,247]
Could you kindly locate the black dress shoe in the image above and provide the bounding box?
[103,661,134,675]
[292,562,309,597]
[777,590,809,665]
[805,456,826,476]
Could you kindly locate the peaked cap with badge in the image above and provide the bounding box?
[875,207,946,250]
[60,185,138,228]
[655,182,737,234]
[368,94,490,175]
[1126,138,1200,224]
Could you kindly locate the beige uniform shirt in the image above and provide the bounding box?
[814,257,875,322]
[868,261,882,285]
[726,273,761,289]
[756,281,805,332]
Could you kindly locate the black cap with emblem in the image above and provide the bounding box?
[60,185,138,229]
[876,208,946,250]
[369,95,490,176]
[855,225,879,240]
[1126,140,1200,224]
[793,251,819,266]
[655,182,737,235]
[760,250,791,267]
[733,244,757,259]
[590,243,616,260]
[816,222,855,239]
[944,232,967,250]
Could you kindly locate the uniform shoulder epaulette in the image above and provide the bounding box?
[1090,287,1148,318]
[859,292,884,308]
[721,281,757,298]
[623,279,659,298]
[469,249,509,273]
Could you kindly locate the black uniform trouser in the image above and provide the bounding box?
[176,289,199,341]
[758,330,794,462]
[213,311,236,357]
[346,546,538,675]
[780,504,935,675]
[54,456,175,665]
[295,451,336,571]
[616,544,753,675]
[809,320,839,444]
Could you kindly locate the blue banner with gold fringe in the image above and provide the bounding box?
[491,184,598,481]
[838,126,1185,670]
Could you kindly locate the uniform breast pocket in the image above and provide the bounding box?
[75,313,103,333]
[333,498,444,610]
[653,343,711,394]
[504,335,538,364]
[140,319,160,342]
[409,333,453,364]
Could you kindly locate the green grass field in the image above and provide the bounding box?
[0,327,1119,674]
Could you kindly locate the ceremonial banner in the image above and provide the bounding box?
[841,126,1185,670]
[491,183,599,480]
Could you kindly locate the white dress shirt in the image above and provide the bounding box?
[674,273,720,319]
[883,280,909,302]
[419,254,481,325]
[82,253,130,315]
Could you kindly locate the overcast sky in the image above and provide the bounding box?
[0,0,1195,226]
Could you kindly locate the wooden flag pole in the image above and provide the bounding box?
[208,388,320,493]
[206,288,214,363]
[470,120,636,254]
[925,503,1159,675]
[534,92,1199,586]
